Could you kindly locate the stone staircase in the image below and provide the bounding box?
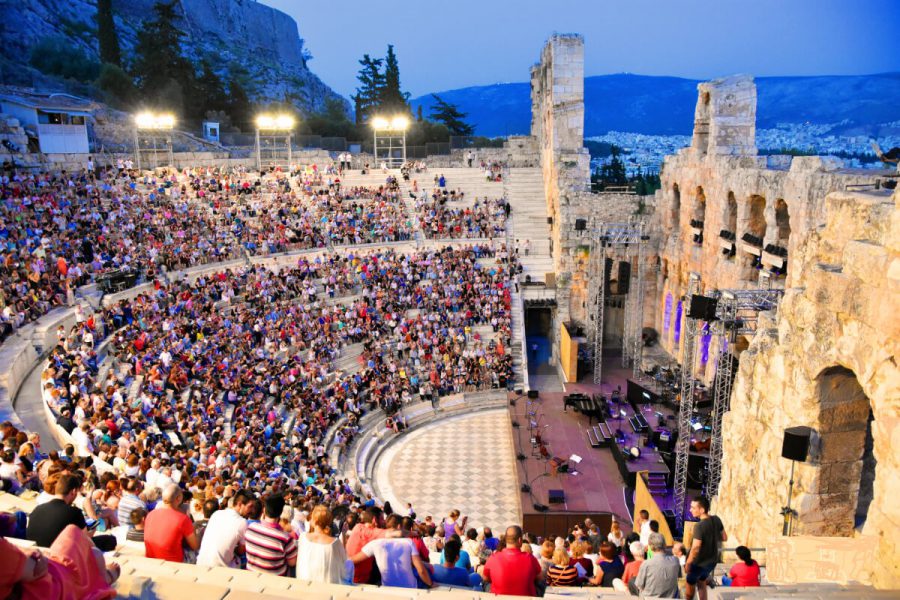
[505,167,553,282]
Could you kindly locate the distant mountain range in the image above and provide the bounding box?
[410,73,900,138]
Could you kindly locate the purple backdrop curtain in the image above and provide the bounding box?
[700,323,712,364]
[674,301,683,343]
[663,293,673,333]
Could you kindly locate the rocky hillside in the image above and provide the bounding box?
[0,0,347,115]
[412,73,900,137]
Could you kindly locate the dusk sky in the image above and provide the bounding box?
[262,0,900,99]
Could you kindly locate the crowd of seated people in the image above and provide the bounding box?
[0,160,476,332]
[416,195,508,239]
[2,432,744,600]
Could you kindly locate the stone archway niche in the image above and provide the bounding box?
[801,366,876,536]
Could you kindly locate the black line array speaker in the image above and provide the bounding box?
[575,218,587,231]
[782,426,812,462]
[548,489,566,504]
[618,261,631,295]
[688,294,718,321]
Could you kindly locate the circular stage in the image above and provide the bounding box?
[373,409,522,531]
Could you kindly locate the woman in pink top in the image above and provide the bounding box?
[728,546,761,587]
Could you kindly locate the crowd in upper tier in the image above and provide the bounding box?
[0,161,509,336]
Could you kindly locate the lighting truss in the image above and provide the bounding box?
[673,273,701,533]
[581,221,648,385]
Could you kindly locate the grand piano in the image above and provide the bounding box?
[563,393,605,424]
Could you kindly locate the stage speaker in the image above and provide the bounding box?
[547,217,553,225]
[533,503,549,512]
[782,426,812,462]
[688,294,718,321]
[618,261,631,295]
[604,257,614,288]
[548,489,566,504]
[527,390,539,399]
[575,218,587,231]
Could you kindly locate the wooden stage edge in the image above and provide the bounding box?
[507,390,630,539]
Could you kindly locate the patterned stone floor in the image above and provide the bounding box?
[374,409,522,532]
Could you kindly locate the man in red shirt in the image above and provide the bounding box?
[482,526,541,596]
[144,484,199,562]
[345,507,387,583]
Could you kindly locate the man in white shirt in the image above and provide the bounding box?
[197,490,253,568]
[71,421,94,457]
[350,536,434,589]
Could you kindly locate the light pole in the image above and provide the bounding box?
[255,113,296,172]
[371,115,409,169]
[133,112,175,171]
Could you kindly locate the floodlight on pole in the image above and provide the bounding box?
[254,113,295,171]
[135,112,176,130]
[371,114,409,168]
[133,111,175,170]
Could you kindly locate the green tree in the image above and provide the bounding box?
[428,94,474,136]
[96,0,121,67]
[29,37,101,82]
[225,75,253,130]
[351,54,384,125]
[95,63,135,106]
[196,60,228,114]
[380,44,409,113]
[132,1,197,120]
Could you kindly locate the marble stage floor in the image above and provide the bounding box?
[373,409,522,532]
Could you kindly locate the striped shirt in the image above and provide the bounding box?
[245,521,297,576]
[117,492,146,528]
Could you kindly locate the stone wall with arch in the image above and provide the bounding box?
[715,187,899,589]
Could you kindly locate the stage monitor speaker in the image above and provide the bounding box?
[575,218,587,231]
[533,503,549,512]
[782,426,812,462]
[548,489,565,504]
[688,294,718,321]
[618,261,631,295]
[527,390,539,399]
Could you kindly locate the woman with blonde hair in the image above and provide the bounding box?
[546,547,579,587]
[295,504,347,584]
[607,520,624,548]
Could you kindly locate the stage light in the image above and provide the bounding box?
[371,117,390,130]
[629,447,642,459]
[135,112,175,130]
[371,115,410,131]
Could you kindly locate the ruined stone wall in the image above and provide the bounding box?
[530,35,652,343]
[715,186,900,589]
[651,76,885,377]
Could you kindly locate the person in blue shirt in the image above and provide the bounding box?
[431,538,475,588]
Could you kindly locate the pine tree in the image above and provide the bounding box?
[226,76,252,130]
[428,94,474,136]
[350,54,384,125]
[96,0,122,67]
[132,1,196,119]
[381,44,409,113]
[196,60,228,114]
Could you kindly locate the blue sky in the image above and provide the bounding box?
[262,0,900,98]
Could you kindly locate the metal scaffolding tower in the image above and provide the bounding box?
[705,288,784,498]
[673,273,701,533]
[582,222,648,386]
